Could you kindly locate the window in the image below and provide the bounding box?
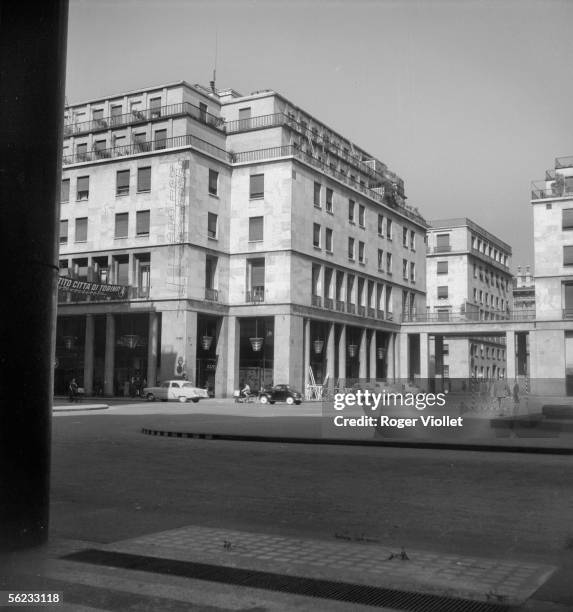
[564,246,573,266]
[437,286,449,299]
[410,230,415,250]
[75,217,87,242]
[314,182,321,207]
[325,228,333,252]
[133,132,148,152]
[473,263,478,278]
[61,179,70,202]
[76,176,89,200]
[199,102,208,122]
[209,169,219,196]
[250,174,264,199]
[76,143,87,161]
[110,104,123,126]
[238,107,251,121]
[386,218,393,240]
[313,223,321,248]
[358,204,365,227]
[410,262,415,282]
[386,252,392,274]
[348,237,355,260]
[358,241,365,263]
[473,288,477,302]
[208,212,218,239]
[154,129,167,150]
[378,214,384,236]
[115,213,129,238]
[437,261,448,274]
[116,170,130,196]
[59,220,68,244]
[563,209,573,230]
[443,343,449,355]
[149,96,161,118]
[137,167,151,192]
[248,258,265,299]
[249,216,264,242]
[378,249,384,270]
[348,199,355,223]
[136,210,150,236]
[92,108,104,121]
[402,259,408,280]
[436,234,450,251]
[403,227,408,247]
[326,188,333,213]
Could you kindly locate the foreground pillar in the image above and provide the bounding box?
[104,314,116,396]
[0,1,68,550]
[338,324,347,386]
[147,311,158,387]
[83,314,94,395]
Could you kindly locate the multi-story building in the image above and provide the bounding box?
[530,155,573,393]
[56,81,428,397]
[512,265,535,313]
[423,218,513,385]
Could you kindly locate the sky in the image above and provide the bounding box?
[66,0,573,271]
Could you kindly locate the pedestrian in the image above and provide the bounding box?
[68,378,78,403]
[512,380,520,416]
[494,376,509,414]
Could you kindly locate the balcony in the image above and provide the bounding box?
[357,305,366,316]
[311,295,322,307]
[531,178,573,200]
[205,288,219,302]
[347,303,356,315]
[226,113,285,133]
[64,102,225,137]
[63,133,229,165]
[336,300,345,312]
[401,309,536,323]
[376,309,385,320]
[367,307,375,318]
[427,245,452,254]
[325,297,334,310]
[246,287,265,303]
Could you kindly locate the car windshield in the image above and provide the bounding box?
[182,383,195,388]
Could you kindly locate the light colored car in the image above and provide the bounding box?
[143,380,209,403]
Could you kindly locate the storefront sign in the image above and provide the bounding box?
[58,276,128,299]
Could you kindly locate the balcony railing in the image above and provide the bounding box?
[376,309,385,320]
[357,305,366,316]
[311,295,322,307]
[336,300,345,312]
[531,179,573,200]
[325,297,334,310]
[427,245,452,254]
[402,310,536,323]
[64,102,225,137]
[64,133,229,165]
[367,307,375,318]
[246,287,265,303]
[205,288,219,302]
[347,303,356,314]
[226,113,285,133]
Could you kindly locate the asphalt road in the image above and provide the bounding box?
[50,404,573,607]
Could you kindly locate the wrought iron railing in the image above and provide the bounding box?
[336,300,345,312]
[64,133,229,165]
[402,310,536,323]
[64,102,224,136]
[325,297,334,310]
[246,287,265,303]
[205,288,219,302]
[311,295,322,307]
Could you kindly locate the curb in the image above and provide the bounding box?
[53,404,109,412]
[140,428,573,454]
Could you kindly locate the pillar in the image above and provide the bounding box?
[147,311,158,387]
[398,332,409,383]
[505,330,516,381]
[369,330,377,380]
[338,324,347,385]
[0,0,68,550]
[224,315,240,396]
[359,328,367,379]
[419,332,429,390]
[83,314,94,395]
[303,318,311,392]
[104,313,115,396]
[326,322,335,387]
[387,333,395,382]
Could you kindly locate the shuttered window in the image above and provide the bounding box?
[77,176,89,200]
[61,179,70,202]
[250,260,265,287]
[136,210,150,235]
[564,246,573,266]
[249,216,264,241]
[59,220,68,244]
[137,167,151,192]
[115,213,129,238]
[75,217,88,242]
[563,209,573,230]
[437,285,449,299]
[116,170,130,196]
[437,261,448,274]
[249,174,264,199]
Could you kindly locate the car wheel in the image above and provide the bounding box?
[178,396,187,403]
[192,398,199,403]
[146,393,155,402]
[259,395,269,404]
[286,396,295,405]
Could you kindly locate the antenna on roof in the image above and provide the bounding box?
[210,27,218,94]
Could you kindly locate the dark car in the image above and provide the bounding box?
[259,384,303,405]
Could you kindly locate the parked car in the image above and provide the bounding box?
[143,380,209,403]
[258,384,303,405]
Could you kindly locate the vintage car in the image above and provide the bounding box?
[143,380,209,403]
[258,384,303,405]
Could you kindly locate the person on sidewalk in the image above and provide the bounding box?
[494,376,509,414]
[68,378,78,403]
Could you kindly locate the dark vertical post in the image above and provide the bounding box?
[0,1,69,550]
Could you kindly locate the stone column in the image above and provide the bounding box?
[369,330,377,380]
[303,318,311,394]
[147,311,158,387]
[0,0,69,550]
[419,332,429,390]
[338,324,346,385]
[326,322,336,386]
[104,313,115,396]
[83,314,94,395]
[505,330,516,381]
[359,327,368,379]
[224,315,240,397]
[398,332,409,384]
[387,333,395,382]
